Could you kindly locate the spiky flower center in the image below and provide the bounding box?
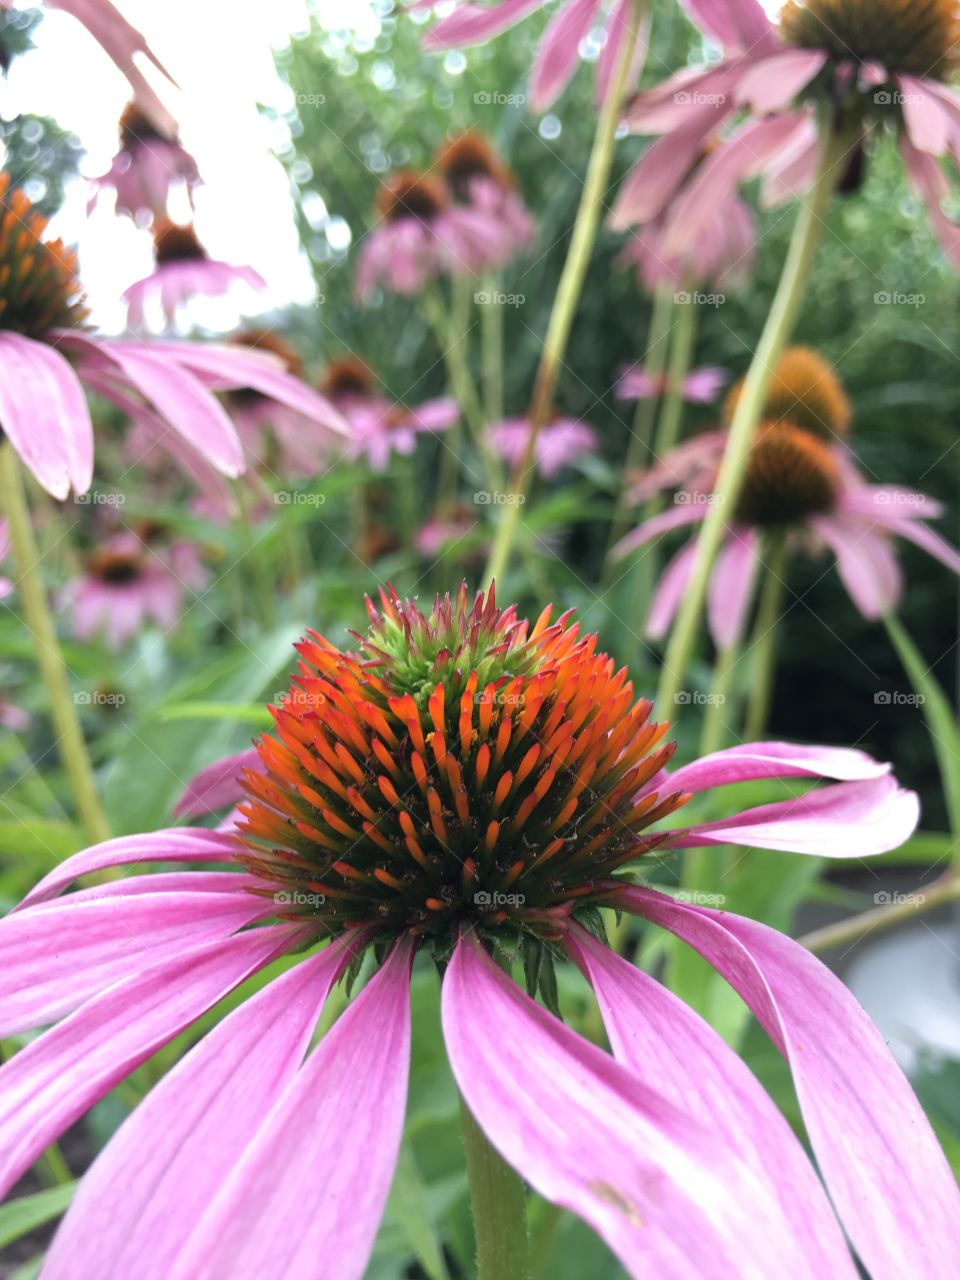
[780,0,960,79]
[238,587,686,952]
[88,547,145,585]
[725,347,852,441]
[376,172,448,224]
[153,220,206,265]
[322,357,376,399]
[0,174,87,338]
[436,132,513,200]
[734,423,840,527]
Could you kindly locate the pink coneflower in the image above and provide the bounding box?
[617,195,757,292]
[90,102,200,222]
[355,170,516,298]
[615,0,960,267]
[321,357,460,472]
[490,414,598,479]
[0,175,345,499]
[421,0,650,112]
[4,585,957,1279]
[124,220,266,329]
[415,506,480,557]
[435,131,536,258]
[617,363,729,405]
[63,532,206,649]
[0,0,177,136]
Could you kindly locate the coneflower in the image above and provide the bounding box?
[3,585,955,1279]
[90,102,200,222]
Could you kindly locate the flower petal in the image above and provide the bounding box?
[423,0,545,49]
[618,886,960,1280]
[898,75,952,156]
[530,0,605,111]
[611,501,706,562]
[666,740,891,794]
[174,747,264,818]
[43,932,366,1280]
[735,49,827,114]
[564,926,856,1277]
[443,932,810,1279]
[167,940,412,1280]
[0,925,299,1198]
[678,0,776,55]
[707,527,759,649]
[647,539,699,640]
[0,332,93,499]
[811,514,903,618]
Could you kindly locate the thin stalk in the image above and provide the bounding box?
[0,446,110,845]
[744,533,788,741]
[481,271,504,424]
[656,124,852,711]
[699,640,740,758]
[237,482,276,630]
[800,870,960,954]
[483,0,647,585]
[459,1093,529,1280]
[884,612,960,841]
[649,290,697,475]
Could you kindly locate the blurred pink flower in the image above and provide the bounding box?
[615,422,960,648]
[435,132,536,258]
[63,532,207,650]
[617,364,729,405]
[355,170,521,297]
[490,415,598,479]
[617,196,756,292]
[614,0,960,268]
[421,0,650,112]
[0,700,29,732]
[124,221,265,330]
[3,590,956,1280]
[90,103,200,221]
[415,507,480,557]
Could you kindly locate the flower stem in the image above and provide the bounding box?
[656,123,851,712]
[699,640,740,758]
[649,290,697,474]
[800,870,960,954]
[482,272,504,425]
[459,1092,529,1280]
[483,0,647,585]
[0,445,111,845]
[744,533,788,740]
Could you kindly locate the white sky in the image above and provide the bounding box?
[0,0,373,332]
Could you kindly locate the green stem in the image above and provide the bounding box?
[699,640,740,758]
[650,290,698,470]
[483,0,647,585]
[482,271,504,425]
[656,124,851,712]
[744,533,788,741]
[883,612,960,841]
[0,446,110,845]
[800,869,960,954]
[459,1093,529,1280]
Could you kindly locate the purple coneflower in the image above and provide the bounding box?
[420,0,649,111]
[90,102,200,222]
[618,195,756,292]
[3,584,957,1278]
[62,531,205,649]
[0,175,344,498]
[490,414,598,479]
[124,220,266,330]
[435,131,536,257]
[616,0,960,266]
[617,363,729,405]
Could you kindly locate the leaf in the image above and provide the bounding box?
[0,1181,77,1249]
[385,1141,451,1280]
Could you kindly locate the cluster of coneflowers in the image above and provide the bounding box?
[1,0,960,1278]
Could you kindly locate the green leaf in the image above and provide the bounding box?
[385,1141,451,1280]
[153,702,273,726]
[0,1181,77,1249]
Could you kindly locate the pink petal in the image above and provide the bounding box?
[735,50,827,114]
[0,883,270,1036]
[423,0,544,49]
[898,74,951,156]
[18,827,240,909]
[611,502,706,561]
[682,365,728,402]
[881,515,960,576]
[647,539,699,640]
[0,925,299,1198]
[174,747,264,818]
[678,0,776,55]
[900,135,960,269]
[443,932,811,1279]
[530,0,605,111]
[666,741,892,794]
[167,940,412,1280]
[811,514,903,618]
[707,527,759,649]
[619,886,960,1280]
[43,932,367,1280]
[405,395,460,432]
[564,926,857,1276]
[611,116,724,229]
[0,333,93,499]
[664,773,919,857]
[594,0,649,108]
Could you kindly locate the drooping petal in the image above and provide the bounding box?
[647,539,699,640]
[611,502,706,561]
[423,0,544,49]
[18,827,240,909]
[610,115,726,229]
[443,932,811,1279]
[174,747,264,818]
[564,926,856,1277]
[618,886,960,1280]
[594,0,649,108]
[900,134,960,269]
[0,884,270,1036]
[678,0,776,55]
[0,332,93,499]
[898,74,952,156]
[707,527,759,649]
[166,940,413,1280]
[530,0,605,112]
[43,932,367,1280]
[811,513,903,618]
[879,515,960,577]
[0,925,300,1198]
[666,741,891,794]
[735,49,827,114]
[663,773,919,857]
